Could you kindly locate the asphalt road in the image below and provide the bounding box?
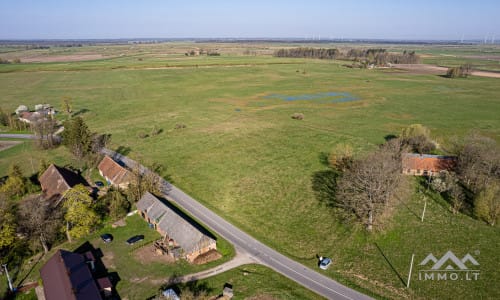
[103,149,372,300]
[0,133,36,139]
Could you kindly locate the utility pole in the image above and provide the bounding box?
[2,264,14,292]
[421,196,427,222]
[407,254,415,288]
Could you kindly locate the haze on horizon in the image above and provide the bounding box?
[1,0,499,41]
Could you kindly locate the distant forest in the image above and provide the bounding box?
[274,47,420,66]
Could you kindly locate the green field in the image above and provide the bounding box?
[1,43,499,299]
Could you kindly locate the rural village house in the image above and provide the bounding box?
[136,192,217,262]
[402,153,457,176]
[40,249,112,300]
[39,164,89,202]
[16,104,56,124]
[97,155,132,189]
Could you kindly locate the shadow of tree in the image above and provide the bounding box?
[71,108,90,118]
[384,134,398,141]
[311,169,339,207]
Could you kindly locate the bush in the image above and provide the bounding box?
[137,132,149,139]
[446,64,472,78]
[150,125,162,136]
[174,123,186,129]
[291,113,304,120]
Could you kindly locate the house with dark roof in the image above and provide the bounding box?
[40,249,105,300]
[98,156,132,189]
[402,153,457,176]
[39,164,88,202]
[137,192,217,262]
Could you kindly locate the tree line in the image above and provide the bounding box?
[274,47,421,66]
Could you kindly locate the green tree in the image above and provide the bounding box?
[328,143,353,172]
[0,195,16,249]
[61,96,72,114]
[63,184,99,242]
[0,163,27,198]
[474,182,500,226]
[62,116,92,159]
[106,189,130,220]
[0,107,8,126]
[400,124,435,153]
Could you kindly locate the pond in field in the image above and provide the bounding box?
[263,91,358,103]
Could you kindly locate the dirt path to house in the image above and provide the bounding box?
[0,140,22,152]
[149,248,257,285]
[392,64,500,78]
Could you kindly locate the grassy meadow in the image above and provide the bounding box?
[1,43,499,299]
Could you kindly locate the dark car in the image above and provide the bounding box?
[100,233,113,243]
[95,181,105,187]
[126,235,144,245]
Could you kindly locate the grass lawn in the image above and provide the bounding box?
[177,264,325,300]
[1,43,499,299]
[4,214,235,299]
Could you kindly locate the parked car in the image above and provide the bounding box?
[95,181,105,187]
[126,235,144,245]
[100,233,113,243]
[319,257,332,270]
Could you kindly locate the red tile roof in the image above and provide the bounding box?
[40,249,103,300]
[402,153,457,174]
[98,156,132,186]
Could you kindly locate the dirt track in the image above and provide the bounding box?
[21,54,107,63]
[0,140,21,152]
[393,64,500,78]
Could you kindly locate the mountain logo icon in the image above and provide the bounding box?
[420,251,479,270]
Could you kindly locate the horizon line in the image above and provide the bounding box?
[0,37,497,43]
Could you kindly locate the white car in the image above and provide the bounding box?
[319,257,332,270]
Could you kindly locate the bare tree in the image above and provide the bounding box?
[126,162,163,202]
[18,196,62,253]
[32,116,58,149]
[456,134,500,193]
[448,182,466,215]
[336,140,406,230]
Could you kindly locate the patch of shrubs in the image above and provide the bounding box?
[137,132,149,139]
[291,113,304,120]
[174,123,187,129]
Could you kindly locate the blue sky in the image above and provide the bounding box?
[1,0,499,40]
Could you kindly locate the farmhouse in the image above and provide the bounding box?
[39,164,89,202]
[402,153,457,176]
[40,249,106,300]
[137,192,217,262]
[16,104,55,124]
[97,155,132,189]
